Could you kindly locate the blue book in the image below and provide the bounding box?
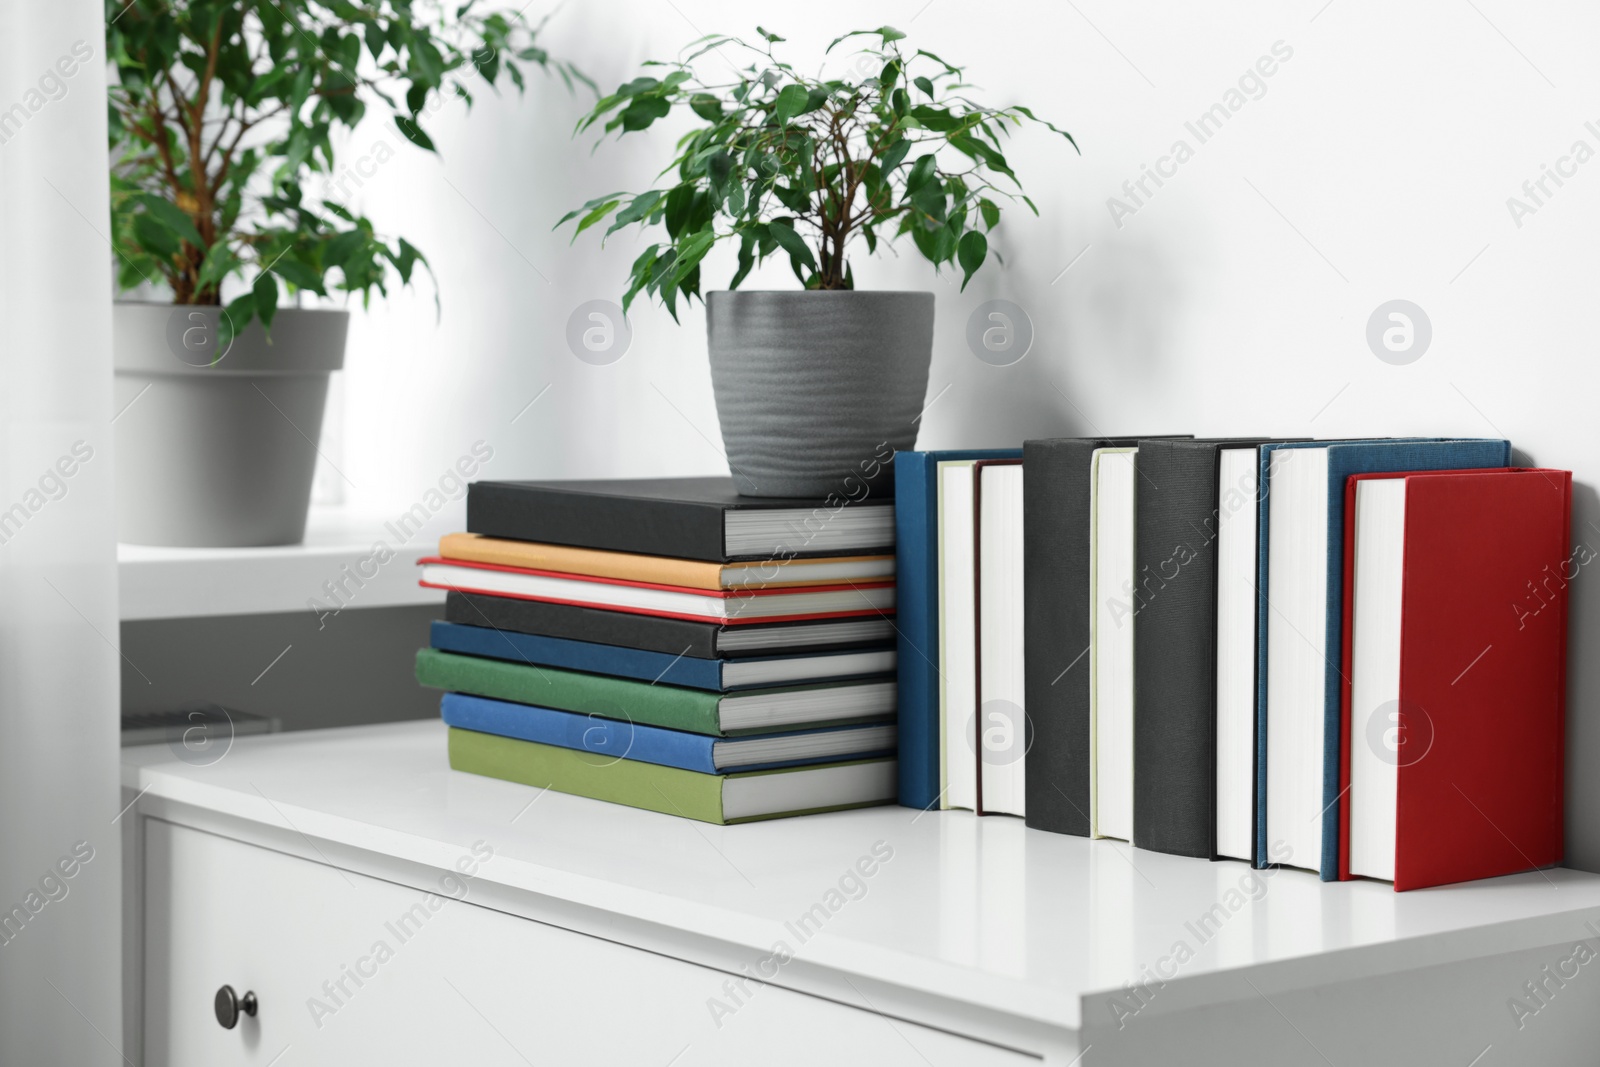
[1252,438,1510,876]
[894,447,1020,809]
[430,621,896,692]
[439,692,898,774]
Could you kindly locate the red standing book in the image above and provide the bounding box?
[1338,468,1569,890]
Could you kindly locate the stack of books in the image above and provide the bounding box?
[415,477,902,824]
[897,437,1571,890]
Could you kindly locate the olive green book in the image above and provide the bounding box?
[416,649,894,737]
[447,728,897,824]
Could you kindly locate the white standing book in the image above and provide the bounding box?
[1263,446,1332,869]
[1090,447,1137,840]
[1214,446,1261,861]
[977,462,1025,817]
[937,460,979,812]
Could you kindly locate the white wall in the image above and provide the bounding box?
[0,2,122,1063]
[325,1,1600,867]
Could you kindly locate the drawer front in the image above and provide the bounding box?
[144,820,1034,1065]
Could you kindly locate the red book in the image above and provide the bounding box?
[1338,468,1569,890]
[417,557,895,625]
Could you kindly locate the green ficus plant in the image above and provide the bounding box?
[559,26,1076,318]
[107,0,584,344]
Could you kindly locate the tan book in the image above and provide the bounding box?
[438,533,895,591]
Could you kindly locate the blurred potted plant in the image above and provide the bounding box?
[108,0,583,545]
[561,26,1075,497]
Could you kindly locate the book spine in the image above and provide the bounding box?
[894,452,939,809]
[441,693,720,774]
[430,620,726,691]
[448,728,728,822]
[467,483,729,562]
[416,648,725,735]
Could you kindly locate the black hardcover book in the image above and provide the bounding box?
[1022,436,1190,837]
[466,477,894,562]
[1131,438,1275,859]
[444,591,897,659]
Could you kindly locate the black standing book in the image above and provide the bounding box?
[1131,438,1282,859]
[1022,435,1189,837]
[444,591,897,659]
[467,477,894,562]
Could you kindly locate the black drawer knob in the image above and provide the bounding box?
[214,985,258,1029]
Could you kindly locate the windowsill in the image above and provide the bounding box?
[118,505,452,621]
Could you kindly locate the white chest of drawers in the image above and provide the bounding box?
[123,722,1600,1066]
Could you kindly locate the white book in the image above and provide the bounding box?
[1264,446,1331,869]
[977,463,1025,817]
[418,562,895,622]
[937,461,978,812]
[1214,447,1261,861]
[1090,447,1137,841]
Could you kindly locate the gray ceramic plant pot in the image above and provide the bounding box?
[706,290,934,499]
[113,302,347,546]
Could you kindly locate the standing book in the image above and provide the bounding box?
[1253,438,1511,875]
[1090,447,1138,840]
[1131,438,1273,859]
[939,458,982,812]
[1339,468,1568,890]
[1215,446,1272,862]
[975,460,1025,816]
[1021,436,1191,837]
[893,448,1019,810]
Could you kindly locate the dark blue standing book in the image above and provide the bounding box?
[429,621,896,692]
[1251,438,1511,876]
[439,692,897,773]
[894,447,1020,810]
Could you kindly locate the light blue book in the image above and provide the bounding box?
[1251,438,1510,876]
[440,692,898,774]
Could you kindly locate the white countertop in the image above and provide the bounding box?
[122,720,1600,1034]
[118,507,450,620]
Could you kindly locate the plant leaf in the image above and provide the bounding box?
[572,199,620,239]
[771,83,809,126]
[767,219,816,271]
[136,194,205,249]
[253,272,280,333]
[394,114,435,152]
[957,229,986,290]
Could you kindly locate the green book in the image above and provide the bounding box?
[448,728,897,824]
[416,649,895,737]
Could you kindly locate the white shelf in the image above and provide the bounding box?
[122,720,1600,1041]
[118,506,452,620]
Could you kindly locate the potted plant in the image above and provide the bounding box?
[107,0,582,546]
[561,26,1075,498]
